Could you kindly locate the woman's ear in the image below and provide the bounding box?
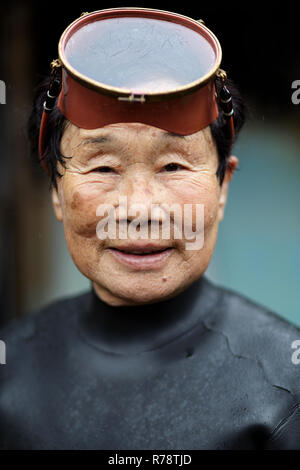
[51,186,63,222]
[218,155,239,222]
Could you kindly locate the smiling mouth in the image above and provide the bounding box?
[110,247,171,255]
[107,246,174,270]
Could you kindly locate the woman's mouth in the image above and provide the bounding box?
[106,247,174,270]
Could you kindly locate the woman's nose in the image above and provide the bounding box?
[122,173,155,206]
[118,173,167,224]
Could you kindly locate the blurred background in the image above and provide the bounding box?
[0,1,299,327]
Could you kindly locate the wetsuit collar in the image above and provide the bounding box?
[79,275,218,355]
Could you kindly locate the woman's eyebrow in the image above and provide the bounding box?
[78,131,187,148]
[164,132,187,140]
[80,135,114,145]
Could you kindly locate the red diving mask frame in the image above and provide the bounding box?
[39,8,235,176]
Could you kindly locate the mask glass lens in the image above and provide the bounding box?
[64,16,217,93]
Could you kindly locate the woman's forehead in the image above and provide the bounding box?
[63,122,209,148]
[59,122,218,170]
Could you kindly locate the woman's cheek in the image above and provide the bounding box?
[63,181,109,239]
[164,174,220,233]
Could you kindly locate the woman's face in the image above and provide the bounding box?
[52,122,238,306]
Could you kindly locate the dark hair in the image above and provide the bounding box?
[28,76,246,191]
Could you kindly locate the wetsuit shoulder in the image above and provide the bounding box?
[204,278,300,449]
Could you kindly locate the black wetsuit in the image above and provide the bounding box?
[0,276,300,450]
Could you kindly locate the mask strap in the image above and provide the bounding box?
[215,69,235,142]
[38,59,62,176]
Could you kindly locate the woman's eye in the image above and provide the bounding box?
[92,166,115,173]
[162,163,185,172]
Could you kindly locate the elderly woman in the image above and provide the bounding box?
[0,8,300,450]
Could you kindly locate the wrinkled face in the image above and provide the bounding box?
[52,122,238,306]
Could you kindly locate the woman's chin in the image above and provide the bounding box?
[93,275,182,307]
